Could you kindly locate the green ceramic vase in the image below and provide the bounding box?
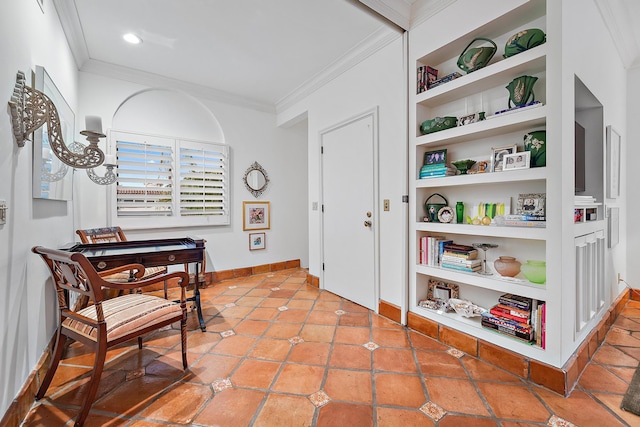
[524,130,546,167]
[506,75,538,108]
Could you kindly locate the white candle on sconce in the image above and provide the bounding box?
[85,115,103,134]
[103,155,117,166]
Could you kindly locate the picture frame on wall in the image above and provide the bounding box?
[490,144,518,172]
[249,232,266,250]
[243,201,270,230]
[606,125,621,198]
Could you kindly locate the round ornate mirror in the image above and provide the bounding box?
[243,161,269,198]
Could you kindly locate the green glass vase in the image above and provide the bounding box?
[521,260,546,284]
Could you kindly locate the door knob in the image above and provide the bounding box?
[364,220,372,227]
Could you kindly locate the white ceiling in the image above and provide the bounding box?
[54,0,402,113]
[53,0,639,114]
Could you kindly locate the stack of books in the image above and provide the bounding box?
[416,65,438,94]
[419,163,456,179]
[574,195,596,205]
[419,235,451,266]
[502,214,545,228]
[440,243,480,273]
[481,293,546,347]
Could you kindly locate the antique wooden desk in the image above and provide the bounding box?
[60,236,207,331]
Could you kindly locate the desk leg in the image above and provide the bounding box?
[194,262,206,332]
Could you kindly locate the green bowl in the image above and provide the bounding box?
[451,159,477,174]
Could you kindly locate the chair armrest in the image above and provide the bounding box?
[97,263,146,280]
[100,271,190,293]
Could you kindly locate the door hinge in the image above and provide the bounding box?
[322,204,324,213]
[402,195,409,203]
[321,146,324,154]
[322,263,325,271]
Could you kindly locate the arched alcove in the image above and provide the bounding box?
[112,88,225,142]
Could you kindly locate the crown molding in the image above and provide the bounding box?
[358,0,414,30]
[276,26,402,114]
[53,0,89,68]
[409,0,457,29]
[595,0,639,69]
[81,59,276,113]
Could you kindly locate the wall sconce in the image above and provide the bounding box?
[68,140,117,186]
[86,154,117,185]
[8,70,105,169]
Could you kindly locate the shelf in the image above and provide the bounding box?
[416,104,547,146]
[416,264,547,300]
[416,166,546,188]
[416,45,547,108]
[415,222,547,240]
[574,220,606,238]
[412,305,545,352]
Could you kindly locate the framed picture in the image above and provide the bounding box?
[423,148,447,166]
[470,159,490,174]
[503,151,530,170]
[516,193,545,216]
[490,144,517,172]
[606,125,621,198]
[249,232,266,250]
[243,201,270,230]
[458,113,476,126]
[419,279,460,311]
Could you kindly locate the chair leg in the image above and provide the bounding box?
[181,313,188,369]
[137,336,143,349]
[36,329,67,400]
[74,339,107,427]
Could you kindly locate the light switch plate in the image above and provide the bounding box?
[0,199,6,225]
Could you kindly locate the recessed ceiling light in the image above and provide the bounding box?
[123,33,142,44]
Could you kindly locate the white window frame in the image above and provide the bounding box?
[107,130,230,229]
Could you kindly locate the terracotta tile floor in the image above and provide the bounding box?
[21,269,640,426]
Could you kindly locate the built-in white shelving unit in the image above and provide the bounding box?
[409,0,562,364]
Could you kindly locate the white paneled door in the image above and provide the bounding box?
[321,110,378,311]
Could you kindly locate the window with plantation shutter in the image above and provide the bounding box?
[115,139,174,217]
[108,131,229,229]
[179,141,228,217]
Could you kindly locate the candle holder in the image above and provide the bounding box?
[472,243,499,275]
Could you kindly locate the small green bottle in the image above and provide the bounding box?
[456,202,464,223]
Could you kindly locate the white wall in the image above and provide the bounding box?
[278,34,408,308]
[562,0,627,295]
[627,67,639,287]
[0,0,80,416]
[0,1,309,418]
[76,72,309,271]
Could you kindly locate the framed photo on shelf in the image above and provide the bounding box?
[243,201,270,230]
[502,151,530,170]
[249,232,266,250]
[424,279,459,310]
[423,148,447,166]
[470,159,490,174]
[606,125,621,198]
[490,144,517,172]
[516,193,545,216]
[458,113,477,126]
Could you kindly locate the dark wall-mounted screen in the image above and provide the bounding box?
[575,121,586,192]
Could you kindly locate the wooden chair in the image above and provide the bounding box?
[32,246,189,427]
[76,226,168,282]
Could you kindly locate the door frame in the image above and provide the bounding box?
[319,107,380,312]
